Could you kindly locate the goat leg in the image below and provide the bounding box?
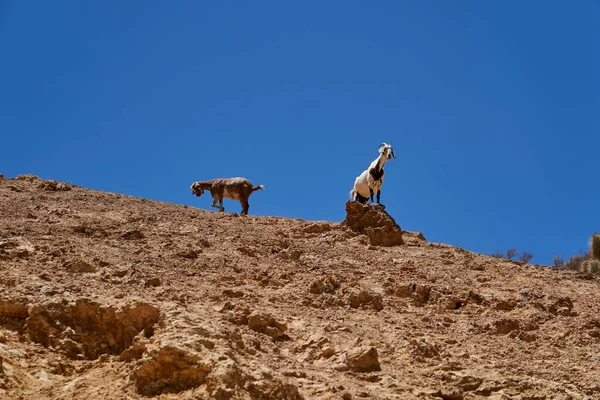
[376,190,381,204]
[369,188,374,203]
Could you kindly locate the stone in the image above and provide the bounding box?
[345,346,381,372]
[342,201,403,246]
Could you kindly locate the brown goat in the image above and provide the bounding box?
[191,177,264,215]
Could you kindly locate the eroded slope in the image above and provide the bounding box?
[1,176,600,399]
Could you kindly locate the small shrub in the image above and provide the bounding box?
[581,259,600,276]
[490,251,504,258]
[552,256,565,269]
[505,249,518,260]
[519,252,534,264]
[565,252,587,271]
[554,234,600,271]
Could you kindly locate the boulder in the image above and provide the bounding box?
[342,201,403,246]
[345,346,381,372]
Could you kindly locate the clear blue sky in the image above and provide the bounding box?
[1,1,599,266]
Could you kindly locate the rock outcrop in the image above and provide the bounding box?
[342,201,404,246]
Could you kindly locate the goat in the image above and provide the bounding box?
[349,143,396,205]
[191,177,264,215]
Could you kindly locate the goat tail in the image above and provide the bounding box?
[253,184,265,192]
[349,188,356,200]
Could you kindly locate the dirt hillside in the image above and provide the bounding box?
[1,175,599,400]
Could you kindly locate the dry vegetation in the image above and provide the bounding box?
[553,233,600,278]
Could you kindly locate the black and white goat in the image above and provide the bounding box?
[349,143,396,205]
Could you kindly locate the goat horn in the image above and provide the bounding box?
[379,143,386,148]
